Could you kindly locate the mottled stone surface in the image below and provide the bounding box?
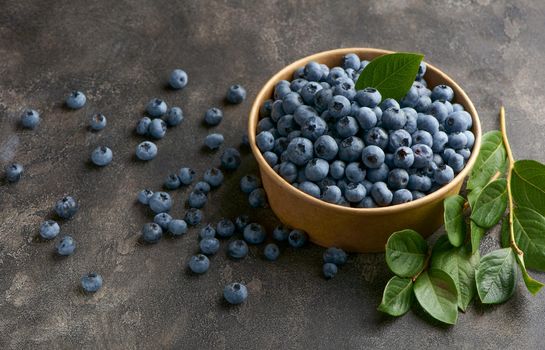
[1,1,545,349]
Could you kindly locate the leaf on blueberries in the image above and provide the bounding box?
[511,160,545,216]
[512,206,545,272]
[467,131,507,190]
[470,179,508,229]
[444,195,467,247]
[378,276,414,316]
[355,52,424,100]
[385,229,428,278]
[476,248,517,304]
[470,220,487,254]
[414,269,458,325]
[515,253,544,295]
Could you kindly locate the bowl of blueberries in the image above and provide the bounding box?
[248,48,481,253]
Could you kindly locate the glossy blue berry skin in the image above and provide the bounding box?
[66,91,86,109]
[168,219,187,236]
[457,148,471,161]
[55,196,78,219]
[200,238,220,255]
[364,127,389,150]
[356,196,377,208]
[379,98,400,111]
[290,78,308,93]
[286,137,314,166]
[313,135,338,161]
[260,99,273,118]
[328,95,351,118]
[412,130,433,148]
[434,164,455,184]
[264,243,280,261]
[355,88,381,108]
[243,223,266,245]
[21,109,41,129]
[367,163,390,183]
[282,92,304,114]
[146,98,167,117]
[382,107,406,130]
[408,174,432,192]
[301,116,326,141]
[188,190,207,209]
[411,144,433,168]
[163,107,184,126]
[148,191,172,213]
[304,158,329,182]
[464,131,475,149]
[338,136,364,162]
[323,247,347,265]
[388,168,409,190]
[90,113,107,131]
[361,145,385,169]
[169,69,188,89]
[304,61,323,82]
[314,89,334,113]
[448,132,468,150]
[327,67,348,85]
[403,108,418,134]
[444,111,470,133]
[415,95,432,113]
[136,117,152,135]
[204,133,224,150]
[194,181,211,194]
[199,224,216,239]
[148,118,167,139]
[417,114,439,134]
[429,101,449,123]
[138,189,153,205]
[40,220,60,240]
[342,53,360,70]
[204,107,223,126]
[322,185,342,203]
[293,105,318,126]
[432,131,449,153]
[431,84,454,102]
[299,181,321,198]
[91,146,113,166]
[278,162,297,183]
[224,282,248,305]
[228,240,249,259]
[164,173,181,190]
[288,229,307,248]
[240,175,261,194]
[81,273,103,293]
[178,167,195,185]
[400,86,419,108]
[328,160,346,180]
[274,80,292,100]
[269,225,288,242]
[263,151,278,167]
[189,254,209,274]
[216,218,235,238]
[323,263,338,279]
[226,84,246,104]
[442,148,456,163]
[184,208,203,226]
[371,182,393,207]
[332,78,356,100]
[388,130,412,152]
[300,82,323,105]
[392,189,413,205]
[344,183,366,203]
[353,106,377,130]
[56,235,76,255]
[220,147,241,171]
[5,163,23,182]
[448,153,465,172]
[135,141,158,161]
[153,212,172,230]
[248,188,268,208]
[336,116,359,138]
[276,115,295,136]
[345,162,366,183]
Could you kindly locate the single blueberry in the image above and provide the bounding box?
[200,238,220,255]
[367,163,390,183]
[388,168,409,190]
[148,118,167,139]
[411,144,434,168]
[91,146,113,166]
[5,163,23,183]
[178,167,195,185]
[243,223,266,244]
[136,117,152,135]
[282,92,304,114]
[228,240,249,259]
[217,218,235,238]
[81,273,103,293]
[322,185,342,204]
[224,282,248,305]
[89,113,107,131]
[345,162,366,183]
[434,164,455,184]
[364,127,388,149]
[338,136,364,162]
[56,235,76,255]
[184,208,203,226]
[168,219,188,236]
[370,182,393,207]
[220,147,241,171]
[66,91,86,109]
[146,98,167,117]
[55,196,78,219]
[189,254,210,274]
[164,173,181,190]
[304,61,323,82]
[382,107,406,130]
[286,137,314,166]
[392,189,413,205]
[412,130,433,148]
[248,188,268,208]
[40,220,60,240]
[169,69,188,89]
[135,141,158,161]
[163,107,184,126]
[288,229,307,248]
[431,84,454,102]
[328,95,351,118]
[323,263,338,279]
[344,182,366,203]
[194,181,211,194]
[299,181,321,198]
[226,84,246,104]
[448,132,468,150]
[448,153,465,172]
[355,88,381,108]
[353,106,377,130]
[361,145,385,169]
[264,243,280,261]
[21,109,41,129]
[314,135,338,161]
[188,190,207,209]
[148,191,172,213]
[323,247,348,265]
[204,107,223,126]
[153,212,172,230]
[138,189,154,205]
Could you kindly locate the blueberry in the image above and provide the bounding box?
[220,147,241,171]
[429,101,449,123]
[432,131,449,153]
[371,182,393,207]
[283,92,304,114]
[199,224,216,239]
[189,254,210,274]
[415,95,432,113]
[275,81,292,100]
[263,152,278,167]
[286,137,314,165]
[304,158,329,182]
[382,108,406,130]
[226,84,246,104]
[392,189,413,205]
[56,235,76,255]
[417,114,439,134]
[260,99,273,119]
[200,238,220,255]
[379,98,400,111]
[412,191,426,200]
[364,127,389,150]
[320,64,330,81]
[417,62,427,79]
[431,85,454,102]
[243,223,266,244]
[340,53,359,70]
[163,107,184,126]
[234,215,250,232]
[217,218,235,238]
[193,181,211,194]
[344,183,366,203]
[332,78,356,100]
[400,86,419,108]
[433,153,445,166]
[81,273,103,293]
[327,67,348,85]
[148,191,172,213]
[335,116,359,138]
[328,95,351,118]
[407,174,432,192]
[276,115,295,136]
[323,247,347,265]
[434,164,455,184]
[448,132,468,150]
[452,103,464,112]
[412,130,433,148]
[136,117,152,135]
[39,220,60,240]
[314,89,334,112]
[338,136,364,162]
[138,189,154,205]
[146,98,167,117]
[301,116,327,141]
[448,153,465,172]
[444,111,470,133]
[362,145,385,169]
[184,208,203,226]
[54,196,78,219]
[355,88,381,108]
[413,81,428,96]
[314,135,338,161]
[300,82,323,105]
[388,168,409,190]
[411,144,433,168]
[240,175,261,194]
[457,148,471,161]
[288,229,307,248]
[299,181,321,198]
[90,146,113,166]
[224,282,248,305]
[168,219,188,236]
[169,69,188,89]
[388,130,412,152]
[323,263,338,279]
[164,173,181,190]
[362,180,374,193]
[393,147,414,169]
[278,162,298,183]
[204,107,223,126]
[248,188,268,208]
[228,240,249,259]
[353,107,377,130]
[21,109,41,129]
[294,105,318,126]
[290,78,308,93]
[356,196,377,208]
[321,185,342,203]
[89,113,107,131]
[263,243,280,261]
[367,163,390,183]
[135,141,158,161]
[148,118,167,139]
[345,162,366,183]
[188,190,207,209]
[178,167,196,185]
[153,212,172,230]
[258,117,274,133]
[464,131,475,149]
[66,91,86,109]
[304,61,323,82]
[5,163,23,182]
[442,148,456,163]
[421,161,438,178]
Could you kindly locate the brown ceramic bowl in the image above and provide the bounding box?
[248,48,481,253]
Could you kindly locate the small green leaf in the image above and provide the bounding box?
[512,206,545,271]
[355,52,424,100]
[467,187,482,209]
[385,230,428,278]
[432,245,479,311]
[476,248,517,304]
[470,220,487,254]
[444,195,466,247]
[511,160,545,216]
[467,131,507,190]
[515,253,544,295]
[470,179,508,228]
[378,276,414,316]
[414,269,458,325]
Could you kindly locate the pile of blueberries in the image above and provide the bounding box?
[255,53,475,207]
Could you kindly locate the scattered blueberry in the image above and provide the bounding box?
[148,191,172,213]
[226,84,247,104]
[263,243,280,261]
[148,118,167,139]
[135,141,158,161]
[39,220,60,240]
[204,133,224,150]
[168,219,188,236]
[5,163,23,182]
[54,196,78,219]
[323,263,338,279]
[204,107,223,126]
[153,212,172,230]
[90,146,113,166]
[164,173,181,190]
[200,224,216,239]
[169,69,188,90]
[223,282,248,305]
[200,238,220,255]
[81,273,103,293]
[189,254,210,274]
[288,229,307,248]
[243,223,266,244]
[323,247,347,265]
[136,117,152,135]
[90,113,107,131]
[248,188,268,208]
[56,235,76,255]
[66,91,86,109]
[216,218,235,238]
[21,109,40,129]
[138,189,154,205]
[203,168,224,187]
[228,240,249,259]
[220,147,241,170]
[185,208,203,226]
[163,107,184,126]
[146,98,167,117]
[141,223,163,243]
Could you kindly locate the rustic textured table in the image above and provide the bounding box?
[1,1,544,349]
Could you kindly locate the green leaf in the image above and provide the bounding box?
[511,160,545,216]
[467,187,482,209]
[476,248,517,304]
[444,195,467,247]
[515,253,544,295]
[500,219,510,248]
[432,245,479,311]
[470,220,487,254]
[414,269,458,325]
[385,230,429,278]
[512,206,545,271]
[378,276,414,316]
[470,179,508,228]
[467,131,507,190]
[355,52,424,100]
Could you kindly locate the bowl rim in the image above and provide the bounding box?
[248,47,482,215]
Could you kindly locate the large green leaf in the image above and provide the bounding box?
[414,269,458,325]
[354,52,424,100]
[470,179,508,228]
[467,187,482,209]
[377,276,414,316]
[432,245,479,311]
[470,220,487,254]
[476,248,517,304]
[512,206,545,271]
[444,195,467,247]
[385,229,428,278]
[467,131,507,190]
[511,160,545,216]
[515,253,544,295]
